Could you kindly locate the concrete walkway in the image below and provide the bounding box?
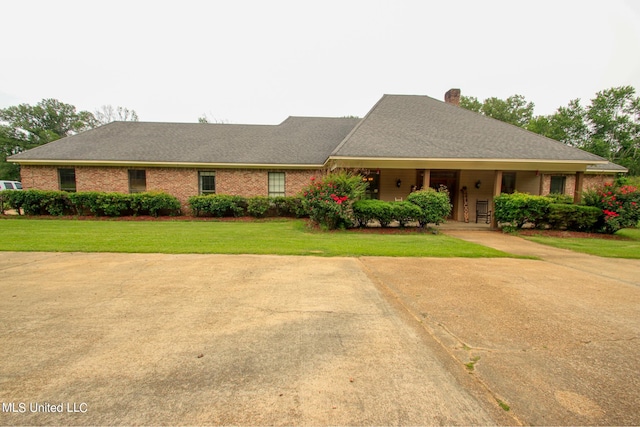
[445,229,640,286]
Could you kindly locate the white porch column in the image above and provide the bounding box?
[492,170,503,228]
[422,169,430,189]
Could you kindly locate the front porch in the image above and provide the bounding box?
[361,168,586,226]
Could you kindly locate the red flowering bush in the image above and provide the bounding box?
[301,171,367,230]
[584,183,640,233]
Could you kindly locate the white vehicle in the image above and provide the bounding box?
[0,181,22,190]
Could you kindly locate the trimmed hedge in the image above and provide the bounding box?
[0,189,72,216]
[188,194,246,217]
[353,199,392,227]
[272,196,306,218]
[546,204,602,231]
[352,199,437,228]
[1,189,180,217]
[247,196,271,218]
[406,188,452,227]
[495,192,603,232]
[188,195,306,218]
[494,193,552,230]
[393,202,423,227]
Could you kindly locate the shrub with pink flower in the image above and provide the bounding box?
[584,182,640,233]
[300,171,367,230]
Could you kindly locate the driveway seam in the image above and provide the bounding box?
[356,257,524,426]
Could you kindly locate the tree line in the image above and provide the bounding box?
[460,86,640,175]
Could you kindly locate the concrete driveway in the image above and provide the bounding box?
[0,252,512,426]
[1,231,639,426]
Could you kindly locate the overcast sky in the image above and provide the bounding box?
[1,0,639,125]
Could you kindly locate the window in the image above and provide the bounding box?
[268,172,285,197]
[550,176,566,194]
[58,168,77,192]
[199,171,216,195]
[128,170,146,193]
[501,172,516,194]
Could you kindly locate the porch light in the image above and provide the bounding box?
[396,179,402,188]
[475,180,481,189]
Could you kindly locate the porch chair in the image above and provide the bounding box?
[475,200,491,224]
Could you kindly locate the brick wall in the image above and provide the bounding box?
[20,165,322,214]
[540,174,615,196]
[216,169,319,197]
[20,165,58,190]
[583,174,615,191]
[76,167,129,193]
[146,168,199,211]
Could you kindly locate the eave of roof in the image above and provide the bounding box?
[328,156,607,172]
[11,159,324,169]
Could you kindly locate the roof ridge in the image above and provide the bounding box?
[330,94,388,156]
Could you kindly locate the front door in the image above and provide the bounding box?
[429,170,458,219]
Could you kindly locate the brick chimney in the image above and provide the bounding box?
[444,88,461,106]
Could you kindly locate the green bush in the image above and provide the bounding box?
[301,171,367,230]
[96,193,132,217]
[352,199,394,227]
[1,190,25,214]
[494,193,552,231]
[2,189,72,216]
[67,192,101,216]
[392,201,423,227]
[407,188,451,227]
[272,196,306,217]
[352,199,377,227]
[188,194,246,217]
[546,204,601,231]
[130,192,181,217]
[247,196,271,218]
[545,193,573,204]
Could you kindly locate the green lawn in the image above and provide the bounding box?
[523,228,640,259]
[0,218,512,257]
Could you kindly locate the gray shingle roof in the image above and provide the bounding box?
[10,117,361,166]
[587,162,628,173]
[10,94,616,170]
[331,94,607,162]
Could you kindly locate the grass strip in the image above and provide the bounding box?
[523,228,640,259]
[0,218,513,257]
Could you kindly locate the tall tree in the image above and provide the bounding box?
[526,86,640,175]
[460,94,535,127]
[526,99,590,148]
[0,99,97,180]
[586,86,640,172]
[94,105,139,125]
[0,98,97,145]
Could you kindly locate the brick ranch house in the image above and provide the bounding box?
[9,90,626,220]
